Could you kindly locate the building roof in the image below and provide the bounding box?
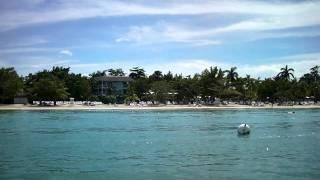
[95,76,133,82]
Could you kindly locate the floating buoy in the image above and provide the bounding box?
[288,111,295,114]
[238,124,250,135]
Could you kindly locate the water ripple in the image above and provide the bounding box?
[1,109,320,179]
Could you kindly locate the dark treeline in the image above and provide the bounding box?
[0,65,319,105]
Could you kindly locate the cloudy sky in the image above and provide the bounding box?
[0,0,319,78]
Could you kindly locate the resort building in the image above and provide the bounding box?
[95,76,133,96]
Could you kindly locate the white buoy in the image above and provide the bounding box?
[288,111,295,114]
[238,124,250,135]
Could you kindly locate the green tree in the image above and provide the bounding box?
[199,67,224,101]
[32,75,69,105]
[309,66,320,101]
[5,64,320,105]
[301,65,320,83]
[172,75,199,104]
[300,65,320,102]
[273,79,293,103]
[150,81,171,104]
[290,80,308,102]
[77,77,91,100]
[65,74,91,101]
[89,70,106,78]
[0,67,23,103]
[129,67,146,79]
[224,67,238,84]
[124,93,140,104]
[310,65,319,81]
[240,75,258,102]
[276,65,294,81]
[149,70,163,81]
[107,68,125,76]
[52,66,70,80]
[163,71,173,81]
[220,88,242,99]
[127,78,150,100]
[257,78,277,102]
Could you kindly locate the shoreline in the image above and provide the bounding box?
[1,104,320,111]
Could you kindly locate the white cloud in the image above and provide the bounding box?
[151,53,320,78]
[0,55,73,75]
[116,2,320,46]
[115,37,130,43]
[3,51,319,79]
[116,23,222,46]
[68,53,320,78]
[139,55,320,79]
[245,30,320,42]
[59,50,73,56]
[213,13,320,34]
[0,0,318,47]
[0,47,58,55]
[1,0,320,33]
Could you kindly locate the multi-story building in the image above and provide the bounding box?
[95,76,133,96]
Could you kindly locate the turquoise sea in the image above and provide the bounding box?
[0,109,320,179]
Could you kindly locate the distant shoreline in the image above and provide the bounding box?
[1,104,320,111]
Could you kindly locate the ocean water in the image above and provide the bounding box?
[0,109,320,180]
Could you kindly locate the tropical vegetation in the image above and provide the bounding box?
[0,65,319,105]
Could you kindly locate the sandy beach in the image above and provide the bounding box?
[1,104,320,111]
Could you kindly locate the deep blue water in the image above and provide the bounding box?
[0,109,320,179]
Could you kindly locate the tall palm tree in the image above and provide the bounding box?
[276,65,294,81]
[224,67,238,83]
[243,74,257,101]
[199,66,224,98]
[310,65,319,81]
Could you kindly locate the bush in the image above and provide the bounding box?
[99,95,116,104]
[124,94,140,104]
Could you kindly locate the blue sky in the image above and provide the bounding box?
[0,0,319,78]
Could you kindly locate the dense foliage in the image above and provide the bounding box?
[0,65,319,105]
[24,67,90,105]
[0,67,23,103]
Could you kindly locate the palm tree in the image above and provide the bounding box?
[107,68,125,76]
[199,66,224,99]
[276,65,294,81]
[243,75,257,101]
[129,67,146,79]
[310,65,319,81]
[224,67,238,83]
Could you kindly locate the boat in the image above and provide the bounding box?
[238,124,250,135]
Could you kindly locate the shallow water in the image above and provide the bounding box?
[0,109,320,179]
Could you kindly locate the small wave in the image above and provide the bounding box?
[31,129,77,134]
[86,127,149,133]
[198,126,235,131]
[108,155,145,161]
[0,129,18,135]
[259,133,316,139]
